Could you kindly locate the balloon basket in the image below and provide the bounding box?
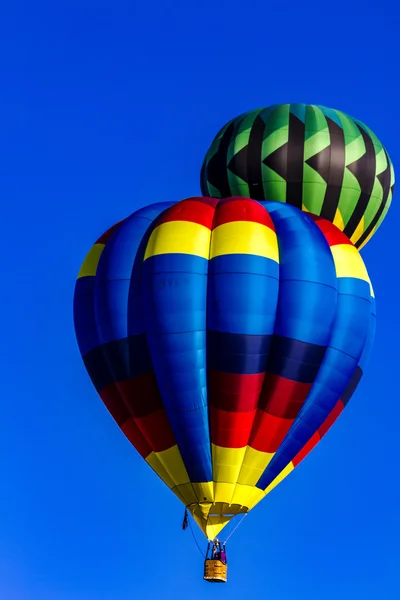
[203,559,227,583]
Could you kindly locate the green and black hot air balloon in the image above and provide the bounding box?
[200,104,394,248]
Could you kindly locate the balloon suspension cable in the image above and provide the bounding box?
[184,509,206,559]
[223,513,248,544]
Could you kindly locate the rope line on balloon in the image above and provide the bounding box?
[222,512,248,544]
[183,509,206,558]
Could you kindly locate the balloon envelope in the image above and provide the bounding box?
[73,197,376,539]
[200,104,395,249]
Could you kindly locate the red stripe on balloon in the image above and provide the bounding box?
[208,370,265,412]
[135,409,177,453]
[100,378,177,454]
[318,399,344,437]
[308,215,352,247]
[121,418,152,458]
[116,373,163,418]
[291,431,320,468]
[213,197,276,230]
[209,405,256,448]
[292,399,344,467]
[249,409,294,453]
[155,197,217,228]
[99,383,132,426]
[259,373,311,419]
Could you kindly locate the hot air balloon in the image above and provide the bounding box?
[200,104,395,249]
[73,196,376,583]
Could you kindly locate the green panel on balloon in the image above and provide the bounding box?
[200,103,395,248]
[338,169,361,227]
[303,130,330,161]
[363,195,382,233]
[304,105,328,140]
[302,168,326,216]
[262,128,288,161]
[264,104,290,133]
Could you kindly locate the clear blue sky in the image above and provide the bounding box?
[1,1,399,599]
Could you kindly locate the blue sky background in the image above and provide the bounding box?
[1,1,399,598]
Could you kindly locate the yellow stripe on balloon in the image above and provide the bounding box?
[171,481,217,507]
[152,445,191,487]
[349,215,365,246]
[192,481,215,504]
[237,446,275,486]
[147,446,217,508]
[173,484,197,506]
[211,445,246,484]
[264,462,294,495]
[212,480,265,509]
[144,221,211,260]
[210,221,279,262]
[206,516,234,539]
[333,207,344,231]
[191,510,232,540]
[77,243,105,278]
[330,243,373,293]
[232,483,265,509]
[172,481,214,506]
[145,452,176,489]
[145,454,197,508]
[214,481,265,508]
[211,445,275,505]
[213,481,236,504]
